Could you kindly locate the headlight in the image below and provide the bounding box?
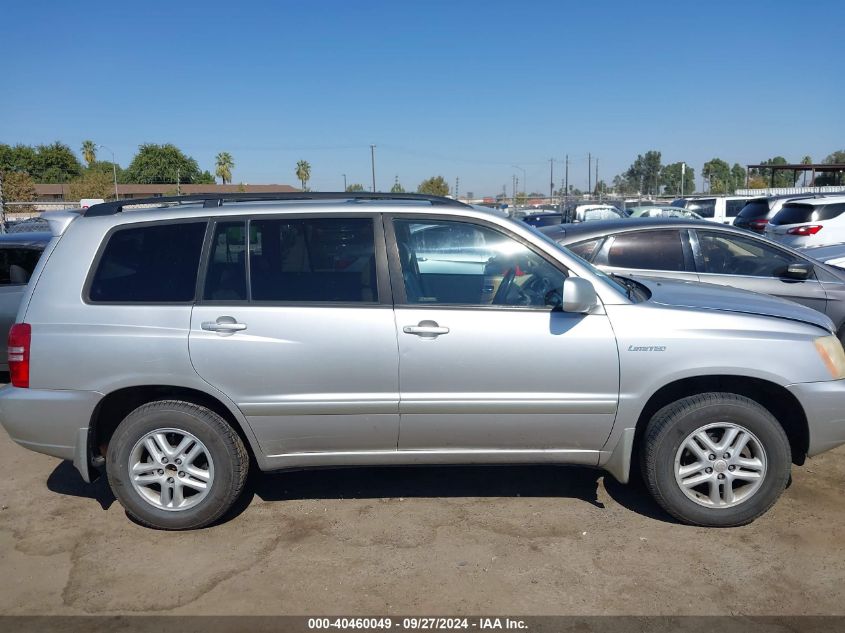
[814,335,845,380]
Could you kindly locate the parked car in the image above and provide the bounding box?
[765,196,845,248]
[2,193,845,531]
[0,232,50,371]
[540,218,845,342]
[733,195,821,234]
[524,204,626,227]
[671,196,753,225]
[799,243,845,269]
[628,206,703,219]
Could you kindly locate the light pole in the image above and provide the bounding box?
[97,144,119,200]
[370,145,377,192]
[342,174,347,191]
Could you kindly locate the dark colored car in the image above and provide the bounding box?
[734,195,819,234]
[0,232,51,370]
[540,218,845,342]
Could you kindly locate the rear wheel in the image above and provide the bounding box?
[106,400,248,530]
[641,392,791,527]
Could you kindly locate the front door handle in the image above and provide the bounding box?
[403,320,449,338]
[201,316,247,334]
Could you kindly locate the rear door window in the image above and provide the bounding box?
[726,199,747,218]
[596,230,687,271]
[696,231,803,277]
[0,247,43,285]
[249,218,378,303]
[687,199,716,218]
[771,203,818,225]
[89,221,207,302]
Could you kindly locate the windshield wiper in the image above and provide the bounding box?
[610,273,637,300]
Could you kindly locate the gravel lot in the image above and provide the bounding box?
[0,428,843,616]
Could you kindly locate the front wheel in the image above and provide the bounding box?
[641,393,791,527]
[106,400,249,530]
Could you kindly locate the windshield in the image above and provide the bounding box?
[525,225,631,297]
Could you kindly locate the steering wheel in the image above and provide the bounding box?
[492,267,516,305]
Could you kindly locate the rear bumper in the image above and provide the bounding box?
[0,386,102,478]
[787,379,845,457]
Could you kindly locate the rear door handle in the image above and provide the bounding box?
[201,316,247,334]
[403,320,449,338]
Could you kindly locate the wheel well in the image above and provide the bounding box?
[90,385,254,461]
[632,376,809,466]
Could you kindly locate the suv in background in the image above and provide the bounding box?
[671,196,753,225]
[734,195,819,234]
[2,192,845,531]
[0,232,50,371]
[766,195,845,247]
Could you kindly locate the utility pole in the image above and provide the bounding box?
[587,153,592,196]
[176,168,181,196]
[564,154,569,199]
[680,162,686,197]
[455,177,459,200]
[549,158,554,202]
[97,144,119,200]
[342,173,347,191]
[512,175,518,206]
[595,157,599,199]
[0,170,5,232]
[370,145,376,192]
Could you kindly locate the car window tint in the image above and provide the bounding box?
[726,200,747,217]
[567,239,602,261]
[0,247,43,285]
[771,203,815,225]
[737,199,770,219]
[818,203,845,221]
[394,219,567,308]
[697,231,801,277]
[687,199,716,218]
[204,221,247,301]
[600,230,686,271]
[249,218,377,302]
[89,222,207,302]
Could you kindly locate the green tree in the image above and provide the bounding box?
[1,170,37,213]
[823,150,845,164]
[295,160,311,191]
[702,158,731,193]
[86,160,126,183]
[660,162,695,196]
[730,163,747,193]
[0,144,37,174]
[215,151,234,184]
[81,140,97,167]
[346,183,365,192]
[751,156,792,188]
[68,170,113,201]
[195,170,215,184]
[417,175,450,197]
[815,150,845,186]
[32,142,82,182]
[621,151,661,195]
[124,143,203,184]
[390,176,405,193]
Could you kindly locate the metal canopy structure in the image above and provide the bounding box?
[745,163,845,188]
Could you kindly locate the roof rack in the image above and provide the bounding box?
[83,192,468,217]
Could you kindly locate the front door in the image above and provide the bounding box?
[189,216,399,456]
[388,216,619,454]
[593,228,700,283]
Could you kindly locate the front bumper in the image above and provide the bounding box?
[0,385,102,480]
[788,379,845,457]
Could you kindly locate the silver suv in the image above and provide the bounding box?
[2,193,845,530]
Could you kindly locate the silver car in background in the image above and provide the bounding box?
[1,193,844,530]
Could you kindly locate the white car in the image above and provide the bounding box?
[671,196,753,225]
[766,195,845,247]
[799,243,845,269]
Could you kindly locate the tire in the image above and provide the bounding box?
[641,392,791,527]
[106,400,249,530]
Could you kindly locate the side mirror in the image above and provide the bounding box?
[562,277,599,313]
[784,262,812,280]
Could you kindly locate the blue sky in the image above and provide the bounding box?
[2,0,843,195]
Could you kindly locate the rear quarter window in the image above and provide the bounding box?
[737,200,770,219]
[771,203,816,226]
[0,247,43,285]
[89,221,207,302]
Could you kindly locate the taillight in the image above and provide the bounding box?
[749,219,769,232]
[8,323,31,388]
[787,225,823,236]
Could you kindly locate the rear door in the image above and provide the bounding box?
[189,214,400,456]
[592,228,700,283]
[691,229,828,314]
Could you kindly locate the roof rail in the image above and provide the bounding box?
[83,192,468,217]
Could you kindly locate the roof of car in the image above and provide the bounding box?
[538,217,742,243]
[779,195,845,206]
[0,231,52,247]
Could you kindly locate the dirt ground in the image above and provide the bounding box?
[0,430,843,616]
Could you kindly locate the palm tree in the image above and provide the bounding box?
[215,152,234,184]
[295,160,311,191]
[81,140,97,167]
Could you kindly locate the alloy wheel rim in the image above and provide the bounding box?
[129,428,214,512]
[674,422,767,509]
